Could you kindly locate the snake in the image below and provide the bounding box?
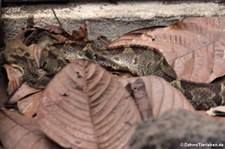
[2,39,225,110]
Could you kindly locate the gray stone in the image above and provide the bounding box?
[2,1,225,41]
[130,109,225,149]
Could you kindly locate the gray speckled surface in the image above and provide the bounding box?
[2,1,225,40]
[130,109,225,149]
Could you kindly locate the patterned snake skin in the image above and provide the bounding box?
[3,40,225,110]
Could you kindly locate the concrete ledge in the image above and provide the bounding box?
[2,2,225,40]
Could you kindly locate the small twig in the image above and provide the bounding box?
[131,78,153,121]
[167,35,225,62]
[97,36,111,46]
[51,8,63,28]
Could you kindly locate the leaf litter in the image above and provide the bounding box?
[1,15,225,149]
[110,16,225,83]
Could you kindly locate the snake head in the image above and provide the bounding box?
[4,40,33,63]
[3,40,36,73]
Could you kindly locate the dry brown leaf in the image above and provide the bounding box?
[0,109,61,149]
[18,22,88,47]
[4,64,23,95]
[110,16,225,83]
[42,22,88,42]
[42,25,65,34]
[37,60,142,149]
[9,83,41,104]
[137,76,195,116]
[71,21,88,41]
[110,26,165,46]
[206,106,225,116]
[119,76,195,117]
[17,28,37,42]
[18,91,43,118]
[46,33,68,43]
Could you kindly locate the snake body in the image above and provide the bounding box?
[84,44,225,110]
[3,40,225,110]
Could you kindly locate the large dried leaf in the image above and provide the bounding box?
[120,76,195,117]
[37,60,142,149]
[18,91,43,118]
[0,109,61,149]
[4,64,23,95]
[9,83,41,104]
[111,16,225,83]
[110,26,165,46]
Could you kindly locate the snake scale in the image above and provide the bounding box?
[2,40,225,110]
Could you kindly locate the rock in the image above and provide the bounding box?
[130,109,225,149]
[3,2,225,41]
